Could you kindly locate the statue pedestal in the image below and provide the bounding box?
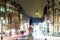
[28,25,33,40]
[28,36,33,40]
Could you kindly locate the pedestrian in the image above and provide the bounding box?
[9,30,12,36]
[45,38,47,40]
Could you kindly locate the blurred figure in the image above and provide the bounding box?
[9,30,12,36]
[15,29,19,35]
[5,30,10,36]
[45,38,47,40]
[11,29,16,36]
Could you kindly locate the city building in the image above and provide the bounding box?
[0,0,23,33]
[46,0,60,35]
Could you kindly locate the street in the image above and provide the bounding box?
[0,0,60,40]
[0,35,60,40]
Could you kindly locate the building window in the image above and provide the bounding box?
[6,3,10,7]
[59,1,60,5]
[48,0,51,1]
[0,7,5,12]
[58,9,60,14]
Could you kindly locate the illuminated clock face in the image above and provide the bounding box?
[35,10,40,18]
[35,13,40,18]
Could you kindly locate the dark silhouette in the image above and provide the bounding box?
[29,19,33,25]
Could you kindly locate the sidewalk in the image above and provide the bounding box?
[52,34,60,37]
[0,34,28,40]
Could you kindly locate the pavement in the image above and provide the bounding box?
[52,34,60,37]
[0,35,60,40]
[34,36,60,40]
[0,34,28,40]
[0,37,28,40]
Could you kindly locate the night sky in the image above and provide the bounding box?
[19,0,47,18]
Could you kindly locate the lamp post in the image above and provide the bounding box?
[47,20,50,35]
[52,0,54,35]
[28,19,33,40]
[1,17,3,40]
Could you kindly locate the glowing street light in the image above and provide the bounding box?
[1,17,3,20]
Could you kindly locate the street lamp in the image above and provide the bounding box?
[47,20,50,35]
[28,19,33,40]
[1,17,3,40]
[1,17,3,20]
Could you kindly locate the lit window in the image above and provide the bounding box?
[59,1,60,5]
[20,14,22,19]
[0,7,5,12]
[59,17,60,22]
[7,9,13,12]
[6,3,10,7]
[10,4,12,7]
[3,20,5,24]
[13,10,15,13]
[7,8,9,11]
[6,3,12,7]
[58,9,60,14]
[10,9,12,12]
